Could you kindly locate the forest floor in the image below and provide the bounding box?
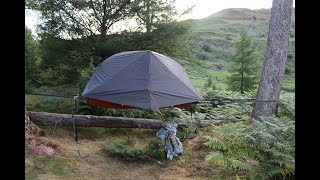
[25,127,224,180]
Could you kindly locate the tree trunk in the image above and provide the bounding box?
[252,0,293,120]
[146,0,151,33]
[100,0,108,41]
[241,62,244,94]
[28,111,242,129]
[25,106,41,141]
[26,107,56,156]
[99,0,108,61]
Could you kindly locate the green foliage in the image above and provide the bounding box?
[79,60,95,90]
[196,51,211,60]
[202,89,257,100]
[227,29,258,94]
[28,0,193,59]
[133,0,178,33]
[225,36,233,41]
[25,95,73,114]
[278,92,295,119]
[202,43,212,52]
[102,137,165,162]
[27,0,133,39]
[25,26,41,85]
[145,138,166,160]
[26,156,70,179]
[37,36,98,86]
[204,116,295,179]
[287,53,294,59]
[203,76,213,88]
[103,143,147,162]
[124,136,138,146]
[285,66,293,74]
[140,21,195,57]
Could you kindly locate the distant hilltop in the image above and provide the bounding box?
[204,8,295,22]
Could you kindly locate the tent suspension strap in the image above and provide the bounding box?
[208,98,278,105]
[71,97,82,157]
[71,98,79,144]
[25,92,75,99]
[52,120,58,134]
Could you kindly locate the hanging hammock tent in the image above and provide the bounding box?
[81,50,203,110]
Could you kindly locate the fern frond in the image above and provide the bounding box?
[205,152,226,165]
[284,163,295,172]
[204,137,229,150]
[263,120,280,129]
[230,159,252,170]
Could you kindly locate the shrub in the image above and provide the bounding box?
[202,43,212,52]
[145,138,166,160]
[203,76,213,89]
[285,66,293,74]
[25,95,73,114]
[287,53,294,59]
[225,36,232,41]
[102,138,165,162]
[196,52,211,60]
[103,143,147,162]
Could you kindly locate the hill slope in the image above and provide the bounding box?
[178,8,295,92]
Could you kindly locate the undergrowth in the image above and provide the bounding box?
[102,137,165,162]
[204,116,295,179]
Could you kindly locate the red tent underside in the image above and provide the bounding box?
[88,98,193,109]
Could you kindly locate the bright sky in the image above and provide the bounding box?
[25,0,295,35]
[176,0,270,19]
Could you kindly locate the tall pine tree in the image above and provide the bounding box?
[227,29,258,94]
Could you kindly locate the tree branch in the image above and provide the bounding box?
[89,0,102,24]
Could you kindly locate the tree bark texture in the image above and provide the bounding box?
[26,107,56,156]
[28,111,241,129]
[252,0,293,119]
[25,106,41,140]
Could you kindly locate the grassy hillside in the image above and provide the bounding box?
[179,8,295,93]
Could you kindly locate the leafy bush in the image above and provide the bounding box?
[103,143,147,162]
[196,51,211,60]
[287,53,294,59]
[225,36,233,41]
[25,95,73,114]
[203,76,214,89]
[145,138,166,160]
[202,44,212,52]
[204,116,295,179]
[285,66,293,74]
[102,138,165,162]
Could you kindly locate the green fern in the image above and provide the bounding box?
[205,152,226,165]
[230,159,252,170]
[204,116,295,179]
[204,136,229,150]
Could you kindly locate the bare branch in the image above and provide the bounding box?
[89,0,102,24]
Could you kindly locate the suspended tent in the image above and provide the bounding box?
[80,50,203,110]
[79,50,202,160]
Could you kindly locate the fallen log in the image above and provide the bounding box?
[28,111,242,129]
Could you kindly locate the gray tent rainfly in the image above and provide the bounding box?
[81,50,203,110]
